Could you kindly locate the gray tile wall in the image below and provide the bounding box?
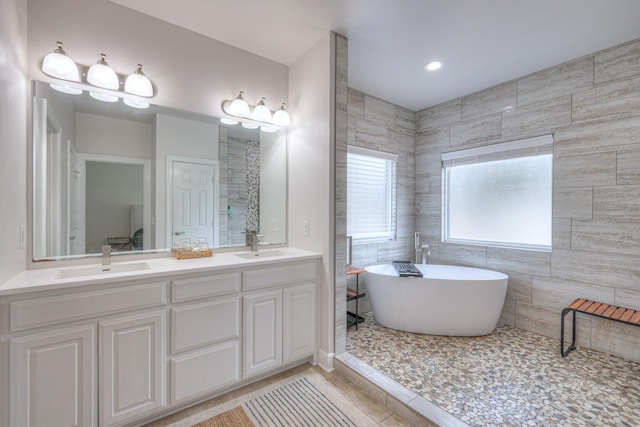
[415,38,640,362]
[335,34,349,354]
[345,87,417,315]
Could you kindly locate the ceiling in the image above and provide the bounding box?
[110,0,640,111]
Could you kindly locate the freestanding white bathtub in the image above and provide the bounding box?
[365,264,508,336]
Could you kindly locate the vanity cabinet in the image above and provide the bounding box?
[244,289,283,377]
[3,254,319,427]
[283,282,316,363]
[243,262,318,378]
[99,311,166,426]
[169,273,241,404]
[7,281,167,427]
[10,324,97,427]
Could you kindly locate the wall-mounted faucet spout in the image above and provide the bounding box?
[421,244,430,264]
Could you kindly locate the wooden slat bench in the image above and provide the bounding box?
[561,298,640,357]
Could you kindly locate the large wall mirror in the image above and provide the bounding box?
[33,80,287,261]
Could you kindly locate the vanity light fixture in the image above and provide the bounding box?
[251,97,272,122]
[425,60,444,72]
[42,42,80,82]
[221,92,290,130]
[87,54,120,90]
[41,42,156,107]
[124,64,154,97]
[272,103,291,127]
[229,91,251,117]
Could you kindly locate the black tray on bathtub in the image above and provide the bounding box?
[392,261,423,277]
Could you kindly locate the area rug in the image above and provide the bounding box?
[167,368,377,427]
[192,406,253,427]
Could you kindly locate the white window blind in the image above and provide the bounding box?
[347,146,398,243]
[442,135,553,251]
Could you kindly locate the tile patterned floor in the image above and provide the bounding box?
[347,312,640,427]
[144,364,412,426]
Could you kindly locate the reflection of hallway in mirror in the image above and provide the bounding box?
[85,161,144,253]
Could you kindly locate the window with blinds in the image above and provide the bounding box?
[347,146,398,243]
[442,134,553,251]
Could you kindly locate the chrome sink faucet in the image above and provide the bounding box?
[102,244,111,266]
[246,231,264,252]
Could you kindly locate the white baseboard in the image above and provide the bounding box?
[317,349,334,372]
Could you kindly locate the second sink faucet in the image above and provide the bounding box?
[246,231,264,252]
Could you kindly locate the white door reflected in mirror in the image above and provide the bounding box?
[170,159,218,249]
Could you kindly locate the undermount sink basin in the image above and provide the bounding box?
[234,249,285,260]
[57,262,151,279]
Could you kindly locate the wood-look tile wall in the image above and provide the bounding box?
[415,38,640,362]
[346,88,417,314]
[335,34,349,354]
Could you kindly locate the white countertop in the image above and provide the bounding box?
[0,247,321,296]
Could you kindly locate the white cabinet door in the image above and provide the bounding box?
[283,283,317,364]
[99,311,165,426]
[243,290,282,377]
[10,325,97,427]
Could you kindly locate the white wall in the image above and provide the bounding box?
[0,0,27,421]
[76,113,153,159]
[288,33,335,370]
[0,0,27,284]
[155,113,219,248]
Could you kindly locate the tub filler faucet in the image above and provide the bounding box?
[102,244,111,267]
[414,232,430,264]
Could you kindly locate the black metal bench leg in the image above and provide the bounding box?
[560,308,577,357]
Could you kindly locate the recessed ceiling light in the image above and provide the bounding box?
[425,60,444,72]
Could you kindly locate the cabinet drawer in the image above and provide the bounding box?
[243,262,317,291]
[170,341,240,405]
[10,282,167,332]
[171,273,241,303]
[170,297,240,354]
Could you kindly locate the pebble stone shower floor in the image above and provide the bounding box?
[346,312,640,427]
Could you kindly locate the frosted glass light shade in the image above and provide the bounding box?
[251,98,271,122]
[229,92,250,117]
[124,64,153,97]
[87,54,119,90]
[42,42,80,81]
[89,91,118,103]
[123,98,149,109]
[50,83,82,95]
[242,122,259,129]
[220,117,239,125]
[272,103,290,126]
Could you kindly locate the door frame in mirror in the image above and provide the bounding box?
[76,153,151,255]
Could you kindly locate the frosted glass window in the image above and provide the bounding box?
[347,146,397,243]
[443,136,553,251]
